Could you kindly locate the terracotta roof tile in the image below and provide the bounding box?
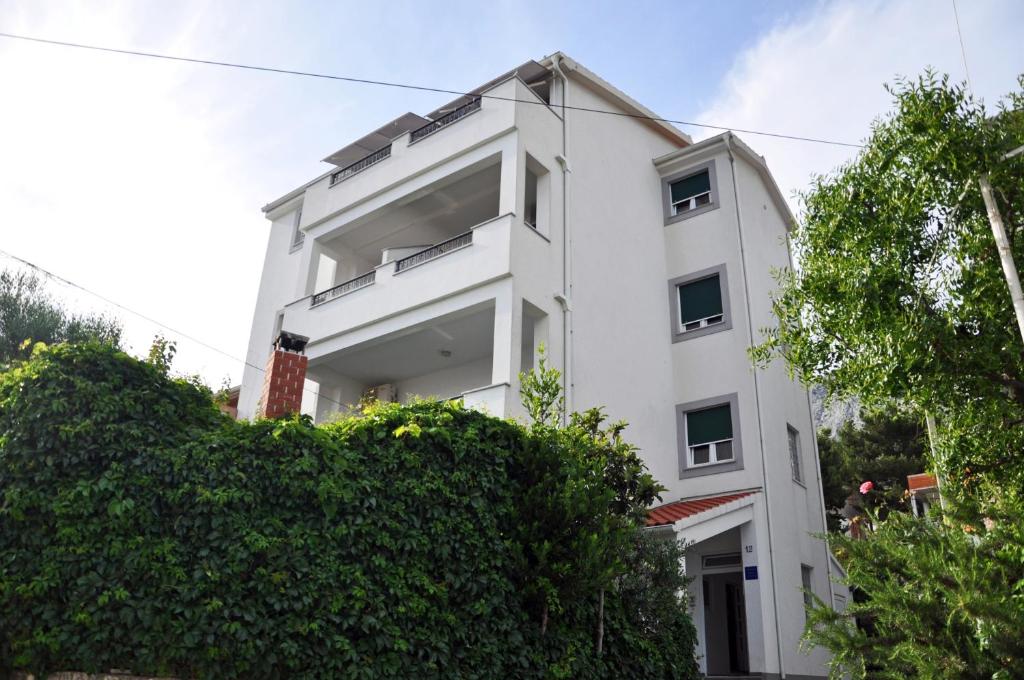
[907,473,938,492]
[646,491,756,527]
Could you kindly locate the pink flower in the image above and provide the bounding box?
[859,481,874,494]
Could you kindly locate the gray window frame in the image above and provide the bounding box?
[801,564,814,619]
[676,393,743,479]
[787,424,805,485]
[662,160,720,225]
[668,264,733,343]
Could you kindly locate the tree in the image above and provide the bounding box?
[0,269,121,365]
[804,497,1024,680]
[750,72,1024,678]
[818,408,928,530]
[752,72,1024,495]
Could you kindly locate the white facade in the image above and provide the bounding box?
[240,53,846,678]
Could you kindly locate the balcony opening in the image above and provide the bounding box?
[524,154,550,235]
[310,158,502,303]
[520,299,548,375]
[307,303,497,422]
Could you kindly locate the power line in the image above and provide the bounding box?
[0,30,864,149]
[0,248,351,412]
[951,0,973,93]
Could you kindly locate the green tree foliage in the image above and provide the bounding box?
[0,342,698,679]
[753,72,1024,494]
[0,270,122,365]
[805,498,1024,680]
[817,409,928,530]
[750,72,1024,678]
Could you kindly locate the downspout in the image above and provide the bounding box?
[551,54,573,423]
[726,133,786,678]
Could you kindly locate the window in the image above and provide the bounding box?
[290,208,305,251]
[668,266,732,343]
[677,393,743,478]
[524,154,551,236]
[670,170,712,215]
[788,425,803,483]
[524,168,538,228]
[702,553,742,569]
[686,404,734,467]
[801,565,814,617]
[662,161,718,225]
[678,275,724,332]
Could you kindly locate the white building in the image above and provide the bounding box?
[239,53,847,678]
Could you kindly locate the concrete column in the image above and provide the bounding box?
[491,285,520,389]
[740,520,767,674]
[497,141,520,217]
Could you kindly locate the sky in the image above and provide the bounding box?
[1,0,1021,388]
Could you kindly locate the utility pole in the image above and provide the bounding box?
[981,145,1024,345]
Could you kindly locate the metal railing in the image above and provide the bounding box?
[409,98,482,144]
[394,231,473,272]
[310,270,376,306]
[329,144,392,186]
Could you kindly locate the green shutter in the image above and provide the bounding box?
[670,171,711,204]
[679,275,722,323]
[687,405,732,446]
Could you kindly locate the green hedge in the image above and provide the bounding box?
[0,343,697,679]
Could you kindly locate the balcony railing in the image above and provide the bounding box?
[409,98,482,144]
[394,231,473,273]
[311,270,376,306]
[329,144,392,186]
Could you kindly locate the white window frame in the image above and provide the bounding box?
[688,436,734,468]
[677,275,725,333]
[787,424,804,484]
[668,265,732,344]
[677,393,743,479]
[671,186,712,216]
[686,404,735,469]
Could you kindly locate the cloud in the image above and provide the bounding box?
[0,1,274,386]
[695,0,1024,212]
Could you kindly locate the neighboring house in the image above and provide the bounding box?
[908,472,940,517]
[238,52,848,678]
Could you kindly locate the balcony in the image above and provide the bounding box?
[300,78,522,225]
[408,98,482,144]
[305,303,509,421]
[329,144,392,186]
[311,270,376,306]
[284,212,512,354]
[393,231,473,273]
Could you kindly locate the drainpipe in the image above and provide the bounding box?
[725,133,786,678]
[551,54,573,422]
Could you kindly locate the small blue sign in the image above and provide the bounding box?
[744,566,758,581]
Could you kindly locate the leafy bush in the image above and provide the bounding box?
[0,343,697,679]
[805,498,1024,680]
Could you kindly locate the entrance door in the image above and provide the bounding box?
[725,580,749,674]
[703,572,750,675]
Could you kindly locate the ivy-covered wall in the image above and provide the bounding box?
[0,343,697,679]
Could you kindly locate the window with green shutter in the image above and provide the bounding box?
[678,275,724,331]
[670,170,712,214]
[686,404,734,466]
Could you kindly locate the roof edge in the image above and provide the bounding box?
[654,132,797,229]
[539,52,692,147]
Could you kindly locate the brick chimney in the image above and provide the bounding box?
[257,331,310,419]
